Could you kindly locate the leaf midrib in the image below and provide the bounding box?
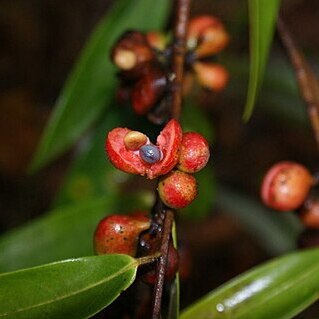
[0,259,137,317]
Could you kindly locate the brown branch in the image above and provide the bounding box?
[151,209,174,319]
[277,16,319,149]
[150,1,191,318]
[171,0,191,120]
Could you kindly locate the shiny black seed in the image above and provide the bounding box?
[139,144,161,164]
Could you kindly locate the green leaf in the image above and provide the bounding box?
[243,0,281,121]
[0,198,114,272]
[29,0,170,172]
[181,248,319,319]
[0,254,137,319]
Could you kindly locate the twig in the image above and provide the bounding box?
[151,209,174,319]
[277,16,319,149]
[171,0,191,120]
[151,1,190,318]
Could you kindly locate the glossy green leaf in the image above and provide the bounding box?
[182,166,216,220]
[0,254,137,319]
[243,0,281,120]
[0,198,114,272]
[29,0,170,172]
[181,248,319,319]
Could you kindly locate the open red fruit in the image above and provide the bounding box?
[105,119,182,179]
[94,214,151,256]
[261,161,313,212]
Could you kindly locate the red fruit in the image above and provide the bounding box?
[194,62,229,91]
[158,170,198,209]
[105,119,182,179]
[177,132,210,173]
[131,63,167,115]
[111,31,154,71]
[261,161,313,212]
[299,198,319,228]
[143,243,179,284]
[94,214,150,256]
[187,15,229,56]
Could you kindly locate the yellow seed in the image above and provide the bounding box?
[124,131,148,150]
[114,49,137,70]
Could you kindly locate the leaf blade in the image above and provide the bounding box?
[29,0,170,172]
[181,248,319,319]
[0,254,137,319]
[243,0,281,121]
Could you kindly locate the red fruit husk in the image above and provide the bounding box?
[105,119,182,179]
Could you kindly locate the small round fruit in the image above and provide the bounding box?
[94,214,150,256]
[177,132,210,173]
[299,198,319,228]
[261,161,313,212]
[158,171,198,209]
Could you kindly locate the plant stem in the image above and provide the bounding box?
[277,16,319,150]
[151,209,174,319]
[151,1,190,318]
[171,0,191,120]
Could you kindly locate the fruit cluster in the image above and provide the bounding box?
[111,15,229,122]
[261,161,319,248]
[105,119,210,209]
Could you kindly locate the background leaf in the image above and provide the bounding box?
[243,0,281,120]
[0,194,150,273]
[181,248,319,319]
[0,254,137,319]
[29,0,170,172]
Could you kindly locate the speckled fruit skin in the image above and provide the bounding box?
[300,199,319,228]
[94,214,150,256]
[105,119,182,179]
[261,161,313,212]
[158,170,198,209]
[177,132,210,173]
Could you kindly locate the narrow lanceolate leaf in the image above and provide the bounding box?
[243,0,281,121]
[181,248,319,319]
[29,0,170,172]
[0,254,137,319]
